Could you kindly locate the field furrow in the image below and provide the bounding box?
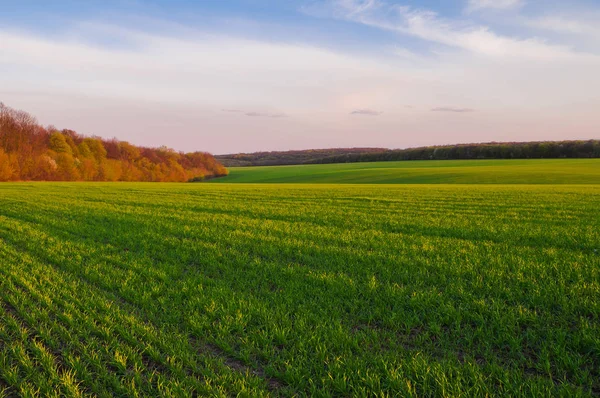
[0,183,598,396]
[0,229,278,397]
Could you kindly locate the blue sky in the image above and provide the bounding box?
[1,0,599,153]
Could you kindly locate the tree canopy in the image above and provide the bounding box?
[218,141,600,167]
[0,103,228,182]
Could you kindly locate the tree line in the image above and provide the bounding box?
[0,103,228,182]
[218,141,600,167]
[307,141,600,164]
[216,148,388,167]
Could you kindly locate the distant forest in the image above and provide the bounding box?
[216,148,388,167]
[218,141,600,167]
[0,103,228,182]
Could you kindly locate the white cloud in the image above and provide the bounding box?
[0,10,599,153]
[0,25,392,109]
[466,0,523,12]
[327,0,595,60]
[526,16,600,40]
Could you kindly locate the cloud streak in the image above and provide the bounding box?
[431,107,475,113]
[324,0,597,60]
[0,24,402,119]
[350,109,382,116]
[466,0,523,12]
[245,111,287,118]
[222,109,287,118]
[526,16,600,40]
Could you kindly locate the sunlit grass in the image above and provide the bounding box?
[213,159,600,184]
[0,183,598,396]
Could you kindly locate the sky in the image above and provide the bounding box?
[1,0,599,154]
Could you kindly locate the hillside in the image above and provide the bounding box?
[0,103,228,182]
[218,141,600,167]
[211,159,600,184]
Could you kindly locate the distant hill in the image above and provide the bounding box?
[0,103,228,182]
[216,148,388,167]
[218,141,600,167]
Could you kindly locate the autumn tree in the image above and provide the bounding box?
[55,152,80,180]
[0,148,14,181]
[49,132,72,154]
[0,103,228,182]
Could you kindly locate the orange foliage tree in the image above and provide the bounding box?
[0,103,228,182]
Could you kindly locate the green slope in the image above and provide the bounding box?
[213,159,600,184]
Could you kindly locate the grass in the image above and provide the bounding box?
[0,182,598,396]
[212,159,600,184]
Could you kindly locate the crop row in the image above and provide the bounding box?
[0,183,598,396]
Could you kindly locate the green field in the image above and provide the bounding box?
[212,159,600,184]
[0,182,599,397]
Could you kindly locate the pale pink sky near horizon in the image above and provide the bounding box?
[1,0,599,154]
